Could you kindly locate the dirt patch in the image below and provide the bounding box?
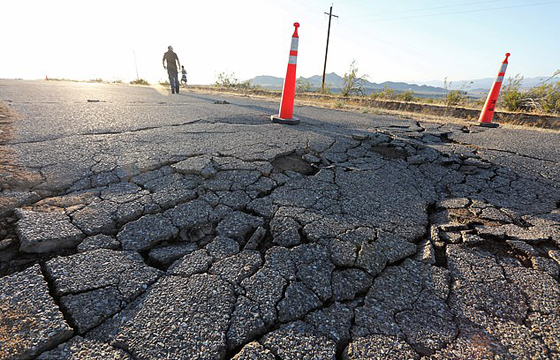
[271,153,317,175]
[0,103,37,192]
[0,101,17,144]
[370,145,407,160]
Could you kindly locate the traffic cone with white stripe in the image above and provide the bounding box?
[271,22,300,125]
[479,53,510,128]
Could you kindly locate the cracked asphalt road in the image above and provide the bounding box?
[1,79,559,359]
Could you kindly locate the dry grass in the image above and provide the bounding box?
[187,86,560,132]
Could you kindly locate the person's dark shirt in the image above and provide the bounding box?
[163,50,179,72]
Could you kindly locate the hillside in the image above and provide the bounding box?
[251,73,558,98]
[417,75,557,90]
[250,73,447,96]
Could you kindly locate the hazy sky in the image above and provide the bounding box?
[2,0,559,85]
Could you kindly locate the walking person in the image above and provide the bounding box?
[162,46,181,94]
[181,65,188,86]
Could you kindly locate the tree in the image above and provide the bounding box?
[341,60,368,97]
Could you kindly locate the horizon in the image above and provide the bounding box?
[251,71,558,87]
[2,0,559,85]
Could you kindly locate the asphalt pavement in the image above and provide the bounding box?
[1,79,559,359]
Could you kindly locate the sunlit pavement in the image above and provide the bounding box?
[1,79,559,359]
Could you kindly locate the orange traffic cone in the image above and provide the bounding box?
[479,53,510,128]
[271,22,300,125]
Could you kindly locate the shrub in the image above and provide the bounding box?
[159,80,170,87]
[214,72,247,88]
[399,90,415,102]
[296,78,312,93]
[500,74,524,111]
[525,82,560,114]
[341,60,367,97]
[499,71,560,114]
[443,78,470,106]
[445,90,465,106]
[320,84,332,95]
[130,78,150,85]
[378,86,396,100]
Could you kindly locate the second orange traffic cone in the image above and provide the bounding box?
[271,22,300,125]
[479,53,510,128]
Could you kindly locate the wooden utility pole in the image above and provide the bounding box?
[133,50,139,80]
[321,5,338,92]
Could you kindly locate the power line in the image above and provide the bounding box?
[345,1,560,22]
[346,0,508,19]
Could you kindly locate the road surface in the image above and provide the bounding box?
[1,79,559,359]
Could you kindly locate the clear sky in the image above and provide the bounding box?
[1,0,559,85]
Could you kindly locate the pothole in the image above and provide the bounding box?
[471,238,533,268]
[271,153,318,176]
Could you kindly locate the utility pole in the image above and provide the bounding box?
[133,50,139,80]
[321,5,338,93]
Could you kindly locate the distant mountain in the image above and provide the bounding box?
[250,72,447,95]
[250,75,284,88]
[414,76,558,91]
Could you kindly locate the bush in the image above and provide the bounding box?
[320,84,332,95]
[341,60,367,97]
[500,74,524,111]
[399,90,415,102]
[499,71,560,114]
[159,80,170,87]
[215,72,251,88]
[445,90,465,106]
[525,81,560,114]
[88,78,104,83]
[443,78,471,106]
[296,78,312,93]
[215,72,236,87]
[378,86,396,100]
[130,78,150,85]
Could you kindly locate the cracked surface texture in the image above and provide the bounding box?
[1,80,560,359]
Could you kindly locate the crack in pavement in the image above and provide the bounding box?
[486,147,558,164]
[2,93,560,359]
[4,118,209,146]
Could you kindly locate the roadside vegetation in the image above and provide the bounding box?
[500,71,560,114]
[130,78,150,85]
[296,79,312,93]
[206,64,560,116]
[341,60,368,97]
[215,72,254,89]
[442,78,472,107]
